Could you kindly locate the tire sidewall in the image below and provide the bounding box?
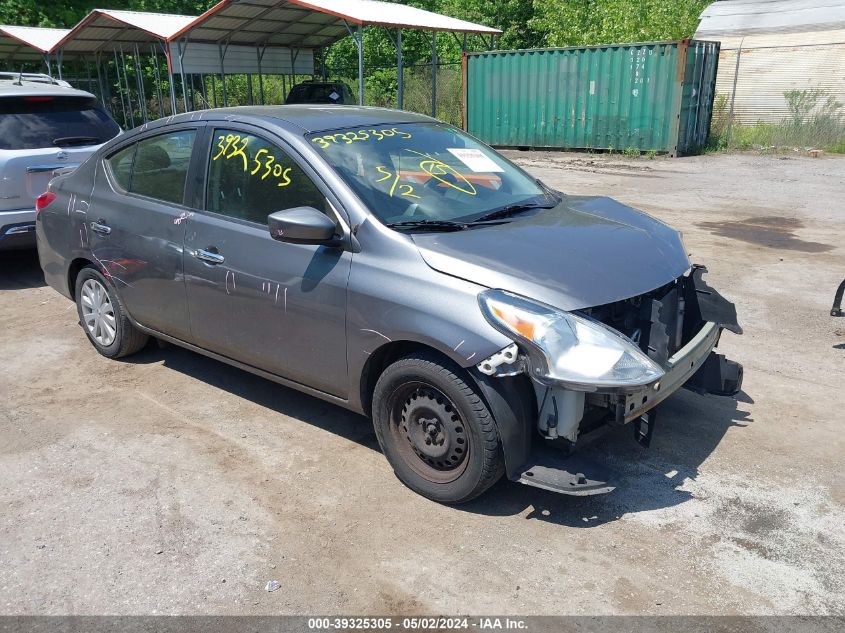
[75,266,125,358]
[373,358,496,503]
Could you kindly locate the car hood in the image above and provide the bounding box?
[410,195,690,311]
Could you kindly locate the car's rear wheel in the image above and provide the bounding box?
[75,266,148,358]
[372,353,505,504]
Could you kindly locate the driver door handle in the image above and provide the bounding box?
[193,248,225,265]
[90,220,111,235]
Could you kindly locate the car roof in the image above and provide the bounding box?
[0,79,95,99]
[202,105,438,134]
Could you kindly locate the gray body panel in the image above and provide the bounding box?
[412,195,690,311]
[36,105,690,418]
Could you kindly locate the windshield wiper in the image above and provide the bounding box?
[386,219,468,232]
[470,200,558,224]
[53,136,101,147]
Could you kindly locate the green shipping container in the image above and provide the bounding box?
[463,40,720,156]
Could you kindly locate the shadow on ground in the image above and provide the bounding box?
[0,249,45,290]
[125,339,751,529]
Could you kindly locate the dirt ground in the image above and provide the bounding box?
[1,151,843,616]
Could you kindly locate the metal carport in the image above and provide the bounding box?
[0,25,69,72]
[52,9,197,126]
[169,0,501,114]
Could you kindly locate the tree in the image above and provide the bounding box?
[531,0,709,48]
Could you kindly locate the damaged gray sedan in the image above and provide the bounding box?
[36,106,742,504]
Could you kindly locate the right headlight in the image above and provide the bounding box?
[479,289,665,391]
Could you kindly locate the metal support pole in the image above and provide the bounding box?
[397,30,404,109]
[45,54,52,77]
[133,44,148,123]
[112,48,128,127]
[431,31,438,118]
[151,45,164,118]
[178,39,189,112]
[56,50,63,80]
[163,46,177,116]
[85,58,93,95]
[256,45,265,104]
[218,42,228,107]
[119,47,135,128]
[358,24,365,105]
[94,52,106,105]
[725,39,744,148]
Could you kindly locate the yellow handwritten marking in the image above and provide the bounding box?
[375,166,392,183]
[278,167,292,187]
[388,171,401,197]
[399,184,420,199]
[312,128,411,150]
[262,153,275,180]
[251,148,268,175]
[405,149,477,196]
[373,166,420,199]
[212,134,233,160]
[227,135,249,171]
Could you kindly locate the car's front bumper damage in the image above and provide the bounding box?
[478,266,744,497]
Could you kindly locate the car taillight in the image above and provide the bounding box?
[35,191,57,215]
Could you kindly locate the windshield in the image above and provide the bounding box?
[0,96,120,150]
[307,123,556,226]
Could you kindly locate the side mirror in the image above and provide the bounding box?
[268,206,340,246]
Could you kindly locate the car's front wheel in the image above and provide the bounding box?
[75,266,148,358]
[372,353,505,504]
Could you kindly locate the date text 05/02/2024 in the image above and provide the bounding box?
[306,617,528,630]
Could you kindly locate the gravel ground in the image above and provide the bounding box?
[1,151,843,616]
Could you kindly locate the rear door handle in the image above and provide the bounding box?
[193,248,225,265]
[90,220,111,235]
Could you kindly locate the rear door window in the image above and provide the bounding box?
[0,95,120,150]
[106,144,135,191]
[129,130,197,205]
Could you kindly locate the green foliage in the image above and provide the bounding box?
[531,0,709,47]
[705,89,845,153]
[0,1,208,28]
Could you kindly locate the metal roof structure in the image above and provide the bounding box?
[53,9,197,54]
[696,0,845,38]
[170,0,501,48]
[0,25,69,62]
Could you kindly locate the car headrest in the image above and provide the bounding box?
[135,144,171,171]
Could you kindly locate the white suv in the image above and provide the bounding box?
[0,78,120,250]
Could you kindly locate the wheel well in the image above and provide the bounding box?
[67,257,94,297]
[359,341,458,418]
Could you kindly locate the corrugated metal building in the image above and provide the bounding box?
[695,0,845,124]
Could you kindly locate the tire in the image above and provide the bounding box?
[372,352,505,504]
[75,265,148,359]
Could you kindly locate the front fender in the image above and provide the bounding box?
[345,224,513,412]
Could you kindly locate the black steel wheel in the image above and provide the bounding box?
[373,352,504,504]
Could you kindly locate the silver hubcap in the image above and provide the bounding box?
[80,278,117,346]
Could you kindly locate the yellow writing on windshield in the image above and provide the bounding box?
[311,127,413,150]
[405,150,477,196]
[374,166,421,199]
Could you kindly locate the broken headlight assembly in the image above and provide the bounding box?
[478,289,665,392]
